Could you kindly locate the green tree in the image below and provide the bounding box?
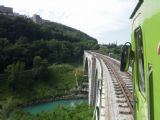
[5,61,25,91]
[32,56,49,81]
[0,38,10,73]
[0,97,18,120]
[33,56,42,68]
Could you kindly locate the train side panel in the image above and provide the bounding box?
[132,1,160,120]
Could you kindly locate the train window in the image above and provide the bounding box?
[135,27,145,93]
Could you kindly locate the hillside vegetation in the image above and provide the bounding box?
[0,15,99,73]
[0,14,97,119]
[0,14,95,101]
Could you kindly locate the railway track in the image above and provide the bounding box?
[96,53,134,119]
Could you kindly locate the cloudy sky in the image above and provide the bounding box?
[0,0,138,44]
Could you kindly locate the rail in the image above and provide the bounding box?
[97,53,134,117]
[84,51,134,120]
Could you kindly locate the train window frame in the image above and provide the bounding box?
[148,64,154,120]
[134,27,145,95]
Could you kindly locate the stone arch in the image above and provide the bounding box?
[93,69,98,105]
[84,57,89,80]
[83,51,103,106]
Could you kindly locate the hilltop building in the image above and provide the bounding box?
[0,5,50,24]
[32,14,51,24]
[32,14,43,23]
[0,5,13,15]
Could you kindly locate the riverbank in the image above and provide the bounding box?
[11,102,93,120]
[23,98,88,114]
[19,93,88,108]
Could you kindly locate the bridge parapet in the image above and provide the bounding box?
[84,51,105,120]
[84,51,103,105]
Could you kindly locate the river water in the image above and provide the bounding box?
[23,99,88,114]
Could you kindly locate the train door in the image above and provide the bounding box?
[134,27,146,120]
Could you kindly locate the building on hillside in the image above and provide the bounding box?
[32,14,43,23]
[0,5,13,15]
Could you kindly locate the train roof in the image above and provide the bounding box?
[130,0,143,19]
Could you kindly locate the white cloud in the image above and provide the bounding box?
[0,0,137,44]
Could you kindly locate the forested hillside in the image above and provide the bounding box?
[0,15,99,73]
[0,15,97,119]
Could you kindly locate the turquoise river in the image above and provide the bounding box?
[23,99,87,114]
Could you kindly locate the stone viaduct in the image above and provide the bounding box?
[83,51,105,120]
